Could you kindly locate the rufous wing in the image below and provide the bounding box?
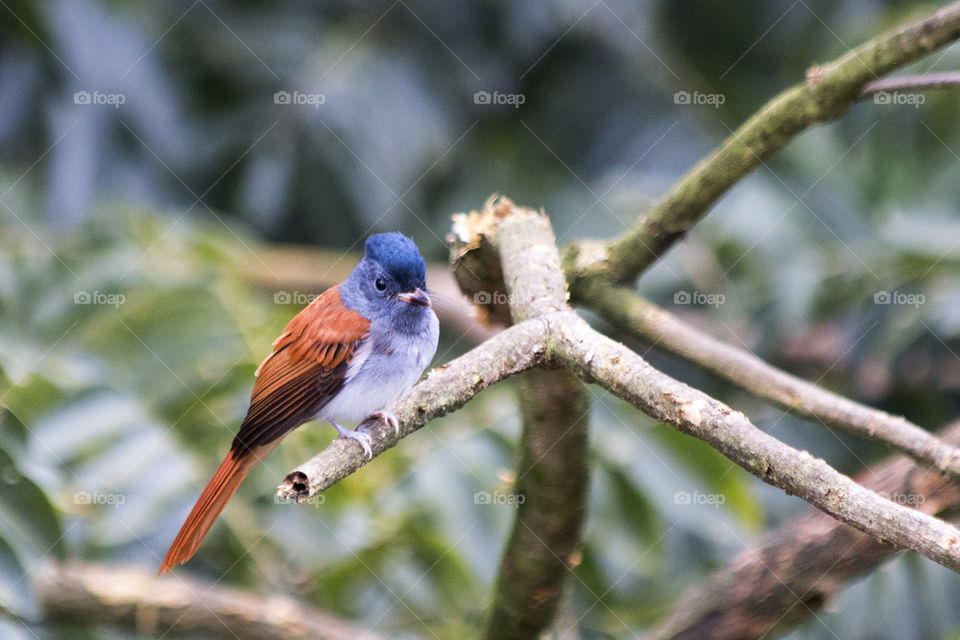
[234,285,371,453]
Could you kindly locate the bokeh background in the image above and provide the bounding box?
[2,1,960,638]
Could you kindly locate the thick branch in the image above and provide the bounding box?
[486,369,589,640]
[494,208,570,322]
[653,420,960,640]
[563,1,960,287]
[276,319,548,500]
[464,201,588,640]
[26,562,380,640]
[552,317,960,574]
[586,284,960,482]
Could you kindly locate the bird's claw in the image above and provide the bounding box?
[335,424,373,459]
[373,411,400,435]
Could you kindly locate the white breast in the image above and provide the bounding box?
[319,309,439,423]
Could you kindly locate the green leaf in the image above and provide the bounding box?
[0,447,64,563]
[0,534,36,620]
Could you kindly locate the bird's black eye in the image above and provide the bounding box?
[374,277,387,292]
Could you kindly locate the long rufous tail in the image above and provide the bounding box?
[159,444,274,574]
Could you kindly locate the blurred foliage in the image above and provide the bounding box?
[1,0,960,638]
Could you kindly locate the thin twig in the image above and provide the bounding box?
[860,72,960,96]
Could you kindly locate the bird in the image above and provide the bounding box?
[159,232,439,574]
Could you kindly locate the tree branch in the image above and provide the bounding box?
[861,72,960,96]
[24,562,382,640]
[453,202,590,640]
[563,1,960,288]
[276,318,547,500]
[485,369,589,640]
[492,206,571,323]
[551,317,960,574]
[584,284,960,483]
[652,420,960,640]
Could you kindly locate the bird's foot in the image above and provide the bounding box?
[372,410,400,435]
[334,422,373,459]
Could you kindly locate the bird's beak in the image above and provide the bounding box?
[398,288,431,307]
